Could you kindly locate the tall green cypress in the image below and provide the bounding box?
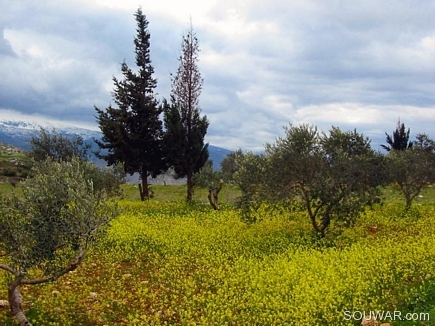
[95,7,165,200]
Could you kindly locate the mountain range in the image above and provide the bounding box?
[0,118,233,172]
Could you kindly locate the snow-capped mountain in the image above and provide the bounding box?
[0,117,233,170]
[0,118,101,150]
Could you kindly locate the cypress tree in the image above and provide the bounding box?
[381,119,413,151]
[163,22,209,201]
[95,7,165,200]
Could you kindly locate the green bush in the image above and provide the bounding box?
[0,157,118,325]
[2,168,16,177]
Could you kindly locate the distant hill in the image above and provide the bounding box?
[0,118,233,173]
[207,145,232,170]
[0,119,101,151]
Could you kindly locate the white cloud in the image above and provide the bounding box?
[421,36,435,51]
[294,102,435,141]
[94,0,219,26]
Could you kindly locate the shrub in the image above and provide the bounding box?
[2,168,16,177]
[0,157,118,325]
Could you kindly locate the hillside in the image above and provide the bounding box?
[0,118,233,171]
[0,118,235,187]
[0,142,32,187]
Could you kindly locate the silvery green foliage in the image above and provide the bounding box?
[219,150,241,183]
[0,157,118,277]
[233,151,269,223]
[386,139,435,210]
[78,161,126,198]
[235,124,385,236]
[193,160,219,189]
[29,127,91,162]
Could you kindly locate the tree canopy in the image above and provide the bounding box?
[0,158,117,325]
[385,133,435,209]
[29,127,90,162]
[235,124,385,236]
[220,150,241,183]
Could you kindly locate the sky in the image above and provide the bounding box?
[0,0,434,151]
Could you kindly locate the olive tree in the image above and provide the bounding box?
[29,127,91,162]
[79,161,126,198]
[233,151,270,222]
[386,133,435,210]
[29,127,125,197]
[0,158,118,326]
[192,160,224,210]
[235,124,385,236]
[220,150,242,183]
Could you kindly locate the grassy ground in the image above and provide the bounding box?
[121,183,241,204]
[0,143,32,189]
[382,184,435,205]
[2,170,434,211]
[120,182,435,213]
[3,177,435,211]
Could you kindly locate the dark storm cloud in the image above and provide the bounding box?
[0,0,181,125]
[0,0,434,150]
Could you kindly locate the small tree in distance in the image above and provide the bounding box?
[381,119,435,209]
[414,133,435,153]
[381,119,413,152]
[29,127,91,162]
[192,160,224,209]
[192,159,216,189]
[0,158,117,326]
[220,150,241,183]
[386,133,435,210]
[163,21,209,202]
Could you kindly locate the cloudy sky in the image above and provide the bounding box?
[0,0,434,151]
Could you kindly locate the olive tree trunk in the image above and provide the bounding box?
[8,277,31,326]
[208,179,224,210]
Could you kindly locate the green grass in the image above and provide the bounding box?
[0,144,32,187]
[382,184,435,205]
[121,183,241,204]
[0,182,17,196]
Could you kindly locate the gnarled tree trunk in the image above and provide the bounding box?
[8,277,31,326]
[208,179,224,210]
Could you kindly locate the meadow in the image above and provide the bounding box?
[1,185,435,325]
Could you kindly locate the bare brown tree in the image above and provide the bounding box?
[164,20,209,201]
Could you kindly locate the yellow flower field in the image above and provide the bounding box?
[1,200,435,325]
